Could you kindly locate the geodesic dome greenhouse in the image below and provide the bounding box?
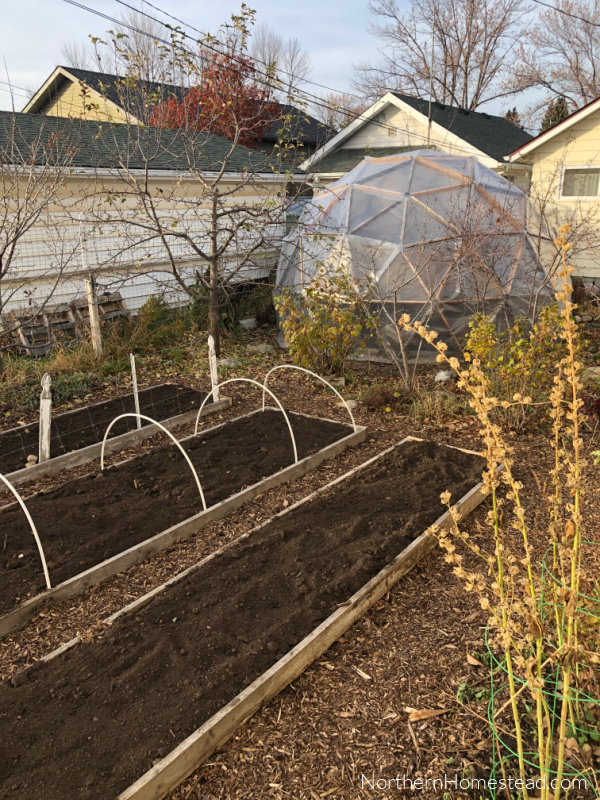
[277,150,556,359]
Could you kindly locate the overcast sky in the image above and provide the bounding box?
[0,0,380,111]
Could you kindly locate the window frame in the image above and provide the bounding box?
[558,164,600,201]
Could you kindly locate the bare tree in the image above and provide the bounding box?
[280,38,312,102]
[61,7,172,83]
[0,114,77,373]
[510,0,600,116]
[312,91,370,132]
[251,22,282,71]
[353,0,527,109]
[82,8,301,357]
[251,22,312,101]
[108,7,171,83]
[60,40,95,71]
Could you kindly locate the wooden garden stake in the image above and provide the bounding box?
[208,335,220,402]
[38,373,52,464]
[130,353,142,429]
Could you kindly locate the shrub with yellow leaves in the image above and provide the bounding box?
[466,304,566,430]
[399,224,600,799]
[275,268,375,376]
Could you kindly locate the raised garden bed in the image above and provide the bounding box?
[0,409,363,637]
[1,383,230,486]
[0,438,490,800]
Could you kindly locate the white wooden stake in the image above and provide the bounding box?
[39,373,52,464]
[207,335,220,402]
[130,353,142,429]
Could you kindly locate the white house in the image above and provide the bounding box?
[302,92,533,193]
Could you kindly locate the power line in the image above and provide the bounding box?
[63,0,419,136]
[0,87,29,101]
[530,0,600,28]
[133,0,374,101]
[0,80,30,99]
[60,0,508,159]
[112,0,537,149]
[110,0,376,116]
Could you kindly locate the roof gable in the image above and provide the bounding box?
[302,92,533,173]
[508,95,600,159]
[24,66,335,148]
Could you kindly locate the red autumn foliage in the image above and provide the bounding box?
[149,52,280,147]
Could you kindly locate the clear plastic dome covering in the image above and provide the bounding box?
[277,150,557,359]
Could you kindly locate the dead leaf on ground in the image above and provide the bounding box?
[466,653,483,667]
[566,737,580,755]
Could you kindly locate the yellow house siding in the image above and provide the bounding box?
[527,106,600,280]
[40,79,129,123]
[343,107,425,149]
[342,105,480,157]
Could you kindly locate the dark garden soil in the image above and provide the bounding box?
[0,383,208,475]
[0,410,351,617]
[0,439,484,800]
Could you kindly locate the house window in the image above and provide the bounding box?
[562,168,600,197]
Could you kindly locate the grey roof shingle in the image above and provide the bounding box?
[0,110,294,173]
[391,93,533,161]
[307,145,429,174]
[51,67,335,148]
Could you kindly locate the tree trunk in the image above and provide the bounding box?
[208,256,220,357]
[208,198,221,357]
[0,291,4,378]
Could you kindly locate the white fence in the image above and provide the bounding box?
[1,210,283,323]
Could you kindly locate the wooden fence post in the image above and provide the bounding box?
[130,353,141,429]
[79,215,102,358]
[39,373,52,464]
[207,335,220,402]
[85,277,103,358]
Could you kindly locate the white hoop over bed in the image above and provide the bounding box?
[261,365,357,432]
[194,378,298,464]
[100,413,207,511]
[0,472,51,590]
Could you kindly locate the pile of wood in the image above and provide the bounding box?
[1,292,129,357]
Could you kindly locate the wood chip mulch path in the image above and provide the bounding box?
[2,357,600,800]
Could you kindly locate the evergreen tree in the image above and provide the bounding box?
[505,107,523,128]
[540,97,570,133]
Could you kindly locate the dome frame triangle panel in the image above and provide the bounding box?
[276,149,556,359]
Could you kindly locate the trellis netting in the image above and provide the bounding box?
[276,150,557,359]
